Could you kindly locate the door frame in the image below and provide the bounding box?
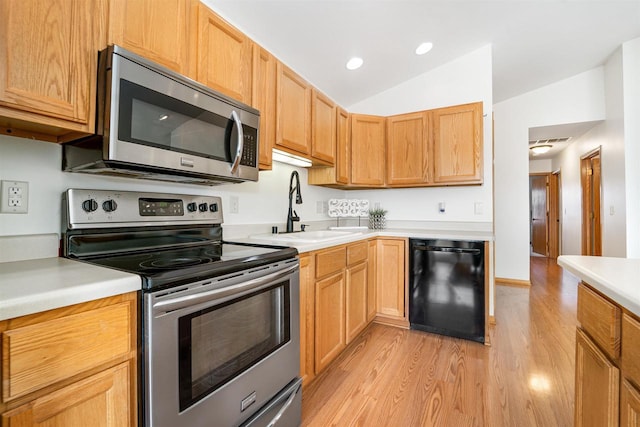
[549,170,561,258]
[580,147,602,256]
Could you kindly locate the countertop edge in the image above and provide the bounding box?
[557,255,640,318]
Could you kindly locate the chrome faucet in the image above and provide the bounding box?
[286,171,303,232]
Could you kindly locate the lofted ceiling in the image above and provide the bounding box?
[203,0,640,108]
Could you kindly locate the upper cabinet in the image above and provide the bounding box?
[252,44,276,170]
[351,114,386,187]
[386,111,431,186]
[311,90,336,165]
[196,5,252,104]
[0,0,106,139]
[276,63,311,156]
[432,101,483,185]
[109,0,196,78]
[307,107,349,186]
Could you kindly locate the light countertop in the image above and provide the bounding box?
[0,257,141,321]
[231,228,494,254]
[557,255,640,317]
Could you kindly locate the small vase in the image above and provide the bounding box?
[369,214,386,230]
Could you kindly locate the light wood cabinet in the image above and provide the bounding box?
[299,254,315,386]
[386,111,431,186]
[346,242,368,344]
[0,293,137,426]
[574,282,640,427]
[575,328,619,427]
[109,0,196,78]
[311,90,336,165]
[315,272,346,373]
[351,114,386,186]
[276,62,311,156]
[0,0,106,139]
[376,238,407,325]
[432,101,483,185]
[307,107,350,186]
[196,4,252,104]
[367,239,377,322]
[252,43,277,170]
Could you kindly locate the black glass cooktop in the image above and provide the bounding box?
[80,242,298,291]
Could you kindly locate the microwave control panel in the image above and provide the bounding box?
[240,130,257,167]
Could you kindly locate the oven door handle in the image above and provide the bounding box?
[266,382,301,427]
[153,263,298,313]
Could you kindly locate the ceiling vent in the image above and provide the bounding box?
[528,137,571,145]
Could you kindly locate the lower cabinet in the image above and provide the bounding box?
[0,292,138,426]
[299,238,408,385]
[575,281,640,427]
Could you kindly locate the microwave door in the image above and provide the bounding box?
[227,111,244,174]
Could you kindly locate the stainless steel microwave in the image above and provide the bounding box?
[63,45,259,185]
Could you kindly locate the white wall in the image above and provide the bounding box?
[529,159,553,173]
[494,68,606,281]
[346,45,493,225]
[0,135,343,238]
[623,38,640,258]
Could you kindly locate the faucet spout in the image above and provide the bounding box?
[286,171,303,232]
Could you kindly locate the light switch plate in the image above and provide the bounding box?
[0,180,29,214]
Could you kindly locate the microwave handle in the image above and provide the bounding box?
[230,110,244,174]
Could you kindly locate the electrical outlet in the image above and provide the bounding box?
[474,202,483,215]
[229,196,239,214]
[1,180,29,214]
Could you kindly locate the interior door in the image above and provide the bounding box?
[581,149,602,256]
[530,174,548,256]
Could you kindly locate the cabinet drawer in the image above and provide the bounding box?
[622,313,640,388]
[2,302,133,401]
[315,246,346,278]
[577,283,621,360]
[346,241,368,266]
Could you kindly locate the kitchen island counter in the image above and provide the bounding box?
[558,255,640,317]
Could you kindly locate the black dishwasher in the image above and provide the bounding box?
[409,239,485,343]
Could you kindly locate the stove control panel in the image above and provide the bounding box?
[64,189,224,229]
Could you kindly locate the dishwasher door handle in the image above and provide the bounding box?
[413,245,481,255]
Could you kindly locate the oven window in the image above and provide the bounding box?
[178,281,290,411]
[118,79,236,162]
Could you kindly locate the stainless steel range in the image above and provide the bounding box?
[62,189,302,427]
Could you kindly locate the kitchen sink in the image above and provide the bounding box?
[250,230,363,243]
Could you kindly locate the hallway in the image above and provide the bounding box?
[301,257,579,426]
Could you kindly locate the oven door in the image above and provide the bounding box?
[144,260,300,427]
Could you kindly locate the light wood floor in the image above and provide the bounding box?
[301,257,579,426]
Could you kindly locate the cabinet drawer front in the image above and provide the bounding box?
[315,246,346,278]
[622,313,640,388]
[346,242,368,266]
[577,283,621,360]
[2,302,133,401]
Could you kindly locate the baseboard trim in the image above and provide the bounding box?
[373,315,410,329]
[495,277,531,288]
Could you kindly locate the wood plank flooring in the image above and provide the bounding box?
[301,257,579,426]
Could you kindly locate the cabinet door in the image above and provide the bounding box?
[252,44,276,170]
[0,0,103,130]
[432,102,483,184]
[367,239,377,322]
[298,254,315,386]
[276,63,311,155]
[311,90,336,165]
[386,111,430,186]
[109,0,195,77]
[575,328,619,427]
[346,261,368,344]
[351,114,386,186]
[376,239,406,320]
[1,362,132,426]
[315,272,346,373]
[197,5,252,104]
[336,108,351,184]
[621,380,640,427]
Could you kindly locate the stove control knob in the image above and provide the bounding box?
[187,202,197,212]
[82,199,98,213]
[209,203,218,213]
[198,203,208,212]
[102,199,118,213]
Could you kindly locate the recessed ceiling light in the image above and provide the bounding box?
[346,57,363,70]
[415,42,433,55]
